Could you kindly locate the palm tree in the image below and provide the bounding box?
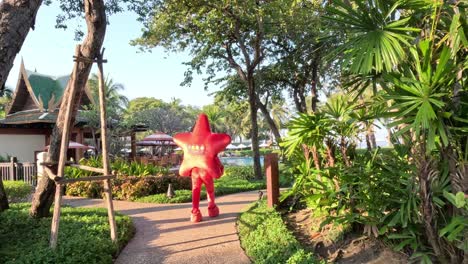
[84,74,129,153]
[0,86,13,118]
[326,1,468,262]
[87,73,128,114]
[202,104,226,133]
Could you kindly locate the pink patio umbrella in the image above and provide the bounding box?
[136,132,177,157]
[137,132,177,146]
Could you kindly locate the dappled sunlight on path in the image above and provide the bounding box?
[64,191,258,264]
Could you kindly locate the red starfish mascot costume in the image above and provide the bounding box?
[173,114,231,222]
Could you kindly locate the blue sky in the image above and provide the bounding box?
[5,2,214,107]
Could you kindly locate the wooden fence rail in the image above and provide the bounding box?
[0,157,37,186]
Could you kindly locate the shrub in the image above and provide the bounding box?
[64,157,169,178]
[66,181,104,198]
[135,176,266,204]
[238,201,320,264]
[224,166,256,180]
[66,175,192,201]
[0,203,134,264]
[3,181,31,202]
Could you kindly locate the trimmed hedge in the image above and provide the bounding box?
[238,201,321,264]
[134,175,265,204]
[0,203,134,264]
[3,181,32,202]
[224,166,256,180]
[66,175,192,201]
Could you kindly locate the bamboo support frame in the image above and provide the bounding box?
[57,175,115,184]
[97,48,118,242]
[50,45,81,249]
[49,46,118,249]
[68,164,106,174]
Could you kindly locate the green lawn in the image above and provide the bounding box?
[237,201,321,264]
[0,203,134,264]
[134,176,266,203]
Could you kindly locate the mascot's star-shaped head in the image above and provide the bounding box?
[173,114,231,178]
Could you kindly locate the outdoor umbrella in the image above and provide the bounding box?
[137,132,176,146]
[236,143,248,149]
[226,144,237,150]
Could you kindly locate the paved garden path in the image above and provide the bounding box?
[64,190,259,264]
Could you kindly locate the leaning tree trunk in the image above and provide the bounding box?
[248,76,262,179]
[30,0,107,218]
[0,0,43,212]
[0,0,43,90]
[310,51,321,113]
[256,97,281,143]
[0,179,8,212]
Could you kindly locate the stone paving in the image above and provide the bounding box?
[63,190,259,264]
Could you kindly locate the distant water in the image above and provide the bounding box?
[220,156,264,167]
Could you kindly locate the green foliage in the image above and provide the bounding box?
[326,0,420,74]
[0,203,134,264]
[66,175,192,201]
[226,148,277,157]
[135,190,194,204]
[3,181,31,202]
[238,201,320,264]
[224,166,255,181]
[64,157,169,179]
[124,97,198,135]
[111,159,169,177]
[134,175,265,204]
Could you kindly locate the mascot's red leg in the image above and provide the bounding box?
[202,174,219,217]
[190,169,203,223]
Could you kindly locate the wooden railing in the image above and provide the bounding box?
[0,157,37,186]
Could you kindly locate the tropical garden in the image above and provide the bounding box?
[0,0,467,263]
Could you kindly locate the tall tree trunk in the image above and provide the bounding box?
[386,127,393,147]
[418,156,450,263]
[325,139,335,167]
[310,59,319,113]
[0,0,43,212]
[30,0,107,218]
[292,84,307,113]
[248,76,262,179]
[256,96,281,143]
[340,136,351,167]
[0,0,43,90]
[0,179,8,212]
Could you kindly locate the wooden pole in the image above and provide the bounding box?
[130,132,136,161]
[265,153,279,208]
[50,45,81,249]
[9,157,17,181]
[97,48,118,242]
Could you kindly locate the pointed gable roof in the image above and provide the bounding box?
[6,60,93,116]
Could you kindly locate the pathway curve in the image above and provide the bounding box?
[64,190,259,264]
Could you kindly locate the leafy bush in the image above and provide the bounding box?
[224,166,255,180]
[3,181,31,202]
[0,203,134,264]
[66,175,192,201]
[225,148,278,157]
[111,159,169,177]
[64,157,169,179]
[134,175,265,203]
[238,201,320,264]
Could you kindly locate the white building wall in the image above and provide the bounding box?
[0,134,45,162]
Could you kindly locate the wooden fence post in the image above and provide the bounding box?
[10,157,17,181]
[265,153,279,208]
